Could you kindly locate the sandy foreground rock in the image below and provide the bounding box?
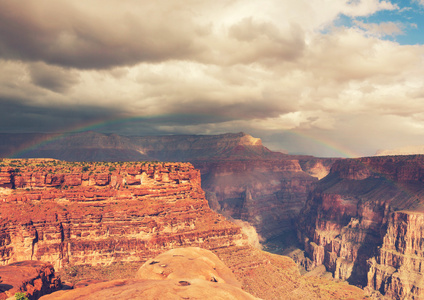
[40,247,259,300]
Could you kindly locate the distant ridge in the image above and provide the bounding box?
[0,131,286,162]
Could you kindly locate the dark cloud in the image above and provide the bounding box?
[0,1,205,69]
[28,62,79,93]
[0,97,120,133]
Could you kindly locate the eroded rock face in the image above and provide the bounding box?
[0,261,61,300]
[297,155,424,297]
[0,159,246,270]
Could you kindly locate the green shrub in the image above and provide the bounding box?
[15,292,29,300]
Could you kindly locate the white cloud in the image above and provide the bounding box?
[413,0,424,7]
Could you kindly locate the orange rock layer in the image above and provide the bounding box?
[0,159,246,270]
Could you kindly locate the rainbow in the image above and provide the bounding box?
[283,130,361,158]
[7,115,361,159]
[6,116,422,201]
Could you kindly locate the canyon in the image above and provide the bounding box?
[0,158,366,299]
[4,132,424,298]
[0,131,335,243]
[297,155,424,299]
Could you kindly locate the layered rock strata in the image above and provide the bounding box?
[0,159,246,270]
[297,155,424,297]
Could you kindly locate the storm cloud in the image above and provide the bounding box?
[0,0,423,157]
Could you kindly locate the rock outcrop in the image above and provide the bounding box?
[40,247,260,300]
[0,261,61,300]
[135,247,242,287]
[297,155,424,298]
[0,159,246,270]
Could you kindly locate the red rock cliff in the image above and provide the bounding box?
[0,159,246,270]
[297,155,424,297]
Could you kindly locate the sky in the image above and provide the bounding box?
[1,0,424,157]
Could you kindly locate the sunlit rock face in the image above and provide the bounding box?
[297,155,424,297]
[0,159,247,270]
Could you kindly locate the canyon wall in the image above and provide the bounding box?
[0,159,246,270]
[297,155,424,298]
[194,159,318,240]
[367,211,424,299]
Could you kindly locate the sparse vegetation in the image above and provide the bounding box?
[14,292,29,300]
[61,262,141,284]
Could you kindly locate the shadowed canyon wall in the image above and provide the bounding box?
[297,155,424,299]
[195,159,318,240]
